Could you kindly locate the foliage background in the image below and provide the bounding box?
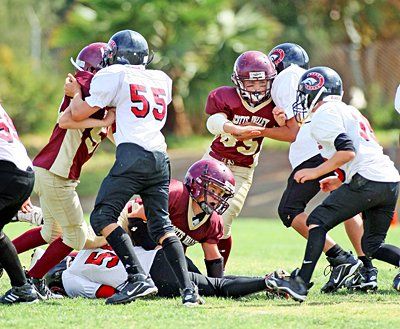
[0,0,399,138]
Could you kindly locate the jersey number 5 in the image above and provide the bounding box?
[130,84,167,121]
[85,251,119,268]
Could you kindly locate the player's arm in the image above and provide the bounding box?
[58,106,115,129]
[106,125,116,144]
[395,84,400,114]
[127,203,147,221]
[259,116,299,142]
[201,242,224,278]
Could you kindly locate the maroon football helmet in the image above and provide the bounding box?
[70,42,110,73]
[184,159,235,215]
[231,50,277,107]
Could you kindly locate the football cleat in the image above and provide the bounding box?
[31,277,64,300]
[345,266,378,292]
[181,282,205,307]
[392,272,400,291]
[265,269,311,303]
[0,283,39,304]
[321,252,362,293]
[13,206,44,226]
[265,270,290,299]
[106,274,158,305]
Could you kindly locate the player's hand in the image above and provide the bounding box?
[294,168,319,183]
[103,107,116,126]
[231,125,264,140]
[319,176,342,192]
[272,107,286,127]
[20,197,33,213]
[64,73,82,98]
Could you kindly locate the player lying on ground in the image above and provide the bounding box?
[121,159,235,278]
[266,66,400,302]
[40,244,283,301]
[268,43,376,292]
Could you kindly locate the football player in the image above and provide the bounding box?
[268,43,376,292]
[0,102,38,304]
[266,67,400,302]
[121,159,235,278]
[10,42,114,300]
[42,245,282,301]
[204,51,299,266]
[65,30,200,306]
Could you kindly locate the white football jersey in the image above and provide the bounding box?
[85,64,172,152]
[0,104,32,170]
[271,65,320,169]
[62,246,158,298]
[311,101,400,183]
[395,84,400,114]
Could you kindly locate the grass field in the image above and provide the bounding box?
[1,219,400,329]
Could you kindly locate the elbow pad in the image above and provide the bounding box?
[206,113,230,135]
[334,133,355,152]
[204,257,224,278]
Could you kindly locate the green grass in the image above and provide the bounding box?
[1,219,400,329]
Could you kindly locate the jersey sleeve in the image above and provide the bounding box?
[310,106,346,145]
[202,213,224,244]
[85,68,124,108]
[271,70,300,120]
[205,89,231,117]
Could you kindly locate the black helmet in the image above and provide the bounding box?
[44,257,73,296]
[106,30,153,66]
[292,66,343,123]
[268,43,309,74]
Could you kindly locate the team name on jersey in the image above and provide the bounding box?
[174,227,198,246]
[232,114,270,127]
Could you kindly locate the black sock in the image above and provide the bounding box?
[106,226,145,277]
[162,236,192,290]
[372,244,400,267]
[0,233,26,287]
[298,226,327,284]
[325,244,345,258]
[358,256,373,269]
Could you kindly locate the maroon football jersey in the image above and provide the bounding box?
[168,179,224,247]
[206,86,277,168]
[33,71,107,180]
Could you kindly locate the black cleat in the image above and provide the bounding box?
[31,277,64,300]
[345,266,378,291]
[392,272,400,291]
[181,282,205,307]
[265,270,290,299]
[106,274,158,305]
[265,269,310,302]
[321,252,362,293]
[0,283,39,304]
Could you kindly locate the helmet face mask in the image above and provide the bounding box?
[293,67,343,123]
[231,51,276,107]
[184,160,235,215]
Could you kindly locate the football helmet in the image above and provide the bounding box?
[44,257,74,296]
[70,42,110,73]
[268,43,309,74]
[231,51,276,107]
[184,159,235,215]
[105,30,153,66]
[292,66,343,123]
